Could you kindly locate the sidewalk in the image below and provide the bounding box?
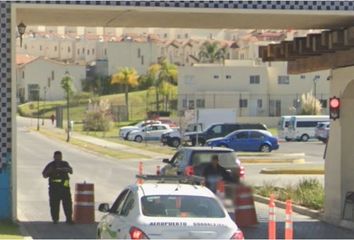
[242,202,354,239]
[38,118,171,159]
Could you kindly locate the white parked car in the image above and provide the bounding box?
[97,176,244,239]
[127,124,172,142]
[119,120,161,139]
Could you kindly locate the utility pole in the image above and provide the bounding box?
[42,86,47,125]
[37,86,40,131]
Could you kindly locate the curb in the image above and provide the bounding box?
[253,194,323,219]
[239,153,305,164]
[260,168,324,175]
[241,158,305,164]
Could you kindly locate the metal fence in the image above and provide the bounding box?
[178,93,330,117]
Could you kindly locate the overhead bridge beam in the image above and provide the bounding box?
[260,27,354,73]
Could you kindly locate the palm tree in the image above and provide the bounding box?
[198,41,226,63]
[111,67,139,120]
[61,72,75,142]
[147,59,178,112]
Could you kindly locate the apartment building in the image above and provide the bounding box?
[107,39,161,76]
[16,56,85,102]
[178,60,330,117]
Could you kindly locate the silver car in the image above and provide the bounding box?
[315,122,330,143]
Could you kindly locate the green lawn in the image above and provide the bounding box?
[0,221,23,239]
[18,89,177,122]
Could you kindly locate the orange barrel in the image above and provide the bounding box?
[234,184,258,227]
[73,183,95,224]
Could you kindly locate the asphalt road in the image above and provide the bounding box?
[16,118,353,239]
[276,140,326,163]
[17,118,160,224]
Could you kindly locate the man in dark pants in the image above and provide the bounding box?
[202,155,233,193]
[42,151,74,224]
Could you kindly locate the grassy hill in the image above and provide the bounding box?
[18,88,177,123]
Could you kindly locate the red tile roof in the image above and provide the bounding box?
[16,54,38,65]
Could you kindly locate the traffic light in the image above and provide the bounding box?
[329,97,340,120]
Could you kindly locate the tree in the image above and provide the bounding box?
[198,41,226,63]
[111,67,139,120]
[147,58,178,112]
[61,73,75,142]
[300,92,322,115]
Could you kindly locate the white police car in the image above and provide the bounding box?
[97,175,244,239]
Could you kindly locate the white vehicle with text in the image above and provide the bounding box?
[277,115,292,141]
[287,115,330,141]
[97,175,244,239]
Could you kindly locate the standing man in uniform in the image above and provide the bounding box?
[42,151,74,224]
[202,155,233,193]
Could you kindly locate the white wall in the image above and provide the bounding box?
[107,41,159,76]
[17,58,85,101]
[178,61,330,117]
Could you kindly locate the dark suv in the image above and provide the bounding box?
[185,123,267,146]
[160,146,244,183]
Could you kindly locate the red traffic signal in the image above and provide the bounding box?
[329,97,340,120]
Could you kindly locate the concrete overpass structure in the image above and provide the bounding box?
[1,0,354,228]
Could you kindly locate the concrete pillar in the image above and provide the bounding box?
[325,66,354,228]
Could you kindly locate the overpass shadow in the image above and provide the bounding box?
[19,221,97,239]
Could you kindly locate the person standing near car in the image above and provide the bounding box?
[202,155,233,193]
[42,151,74,224]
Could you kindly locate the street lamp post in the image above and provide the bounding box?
[42,86,47,125]
[37,86,40,131]
[64,71,71,142]
[313,76,319,114]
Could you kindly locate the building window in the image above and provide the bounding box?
[185,33,189,38]
[54,46,57,52]
[92,49,95,55]
[320,99,328,108]
[137,48,141,57]
[250,75,260,84]
[182,99,187,108]
[239,99,248,108]
[39,45,42,51]
[213,75,219,79]
[164,33,168,38]
[24,44,27,50]
[68,47,71,53]
[226,75,232,79]
[188,100,195,109]
[51,70,55,80]
[278,75,290,85]
[257,99,263,108]
[141,56,144,65]
[77,49,80,55]
[196,99,205,108]
[300,75,306,79]
[87,49,90,55]
[104,49,107,56]
[22,71,25,79]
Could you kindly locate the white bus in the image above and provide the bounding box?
[277,116,292,141]
[287,115,330,141]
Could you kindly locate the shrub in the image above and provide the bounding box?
[83,112,111,131]
[254,178,324,210]
[83,99,112,131]
[293,178,324,210]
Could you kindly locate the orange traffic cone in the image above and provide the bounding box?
[268,194,276,240]
[156,165,161,176]
[216,180,225,199]
[137,161,143,184]
[285,199,293,240]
